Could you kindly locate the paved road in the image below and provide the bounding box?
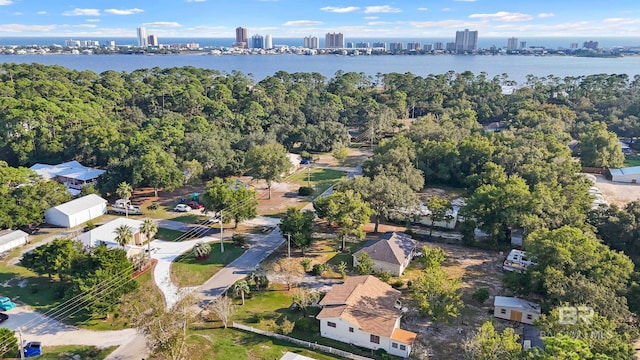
[197,217,283,304]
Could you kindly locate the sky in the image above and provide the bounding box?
[0,0,640,39]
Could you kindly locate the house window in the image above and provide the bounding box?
[327,321,336,328]
[400,344,406,351]
[349,327,354,333]
[526,314,533,320]
[392,343,398,349]
[370,335,380,344]
[500,308,506,314]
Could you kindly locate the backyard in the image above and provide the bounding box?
[171,241,245,287]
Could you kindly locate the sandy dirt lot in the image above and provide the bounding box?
[594,174,640,207]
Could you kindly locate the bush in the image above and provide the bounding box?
[295,317,319,333]
[298,186,314,196]
[376,270,392,283]
[232,233,249,247]
[147,202,159,211]
[391,279,404,289]
[311,263,327,276]
[279,317,295,335]
[472,288,490,304]
[84,220,96,231]
[300,258,312,272]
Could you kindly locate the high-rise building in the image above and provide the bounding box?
[520,41,527,49]
[251,34,264,49]
[507,37,518,51]
[583,41,598,50]
[304,36,319,49]
[389,42,403,52]
[446,42,456,52]
[356,42,370,48]
[137,27,148,47]
[325,32,344,48]
[234,27,248,48]
[433,42,443,50]
[148,34,159,47]
[424,44,433,51]
[372,42,386,49]
[455,29,478,53]
[346,42,355,49]
[407,42,421,51]
[265,34,273,49]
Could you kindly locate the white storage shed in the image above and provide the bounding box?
[494,296,541,325]
[0,230,28,253]
[44,194,107,228]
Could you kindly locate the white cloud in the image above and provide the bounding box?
[0,24,56,32]
[0,0,13,5]
[364,16,378,20]
[74,24,97,28]
[142,21,182,27]
[86,19,101,22]
[603,17,640,25]
[409,19,483,28]
[321,6,359,13]
[469,11,534,22]
[185,0,206,2]
[63,8,100,16]
[37,11,47,15]
[368,21,393,25]
[538,13,555,18]
[417,7,428,11]
[105,8,144,15]
[442,8,451,11]
[12,12,22,15]
[283,20,323,26]
[364,5,401,14]
[454,0,477,2]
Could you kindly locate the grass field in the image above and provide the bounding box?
[624,156,640,167]
[171,213,210,224]
[155,227,186,242]
[27,345,117,360]
[171,241,245,287]
[288,168,346,195]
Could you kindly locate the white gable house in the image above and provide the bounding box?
[494,296,541,325]
[353,232,417,276]
[44,194,107,228]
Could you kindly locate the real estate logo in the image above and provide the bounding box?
[557,306,594,325]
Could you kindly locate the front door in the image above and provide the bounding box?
[510,311,522,322]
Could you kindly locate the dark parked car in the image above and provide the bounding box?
[300,159,310,165]
[187,201,204,210]
[0,313,8,323]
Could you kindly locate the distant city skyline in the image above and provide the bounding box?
[0,1,639,38]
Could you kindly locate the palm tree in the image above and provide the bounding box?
[140,218,157,257]
[193,241,210,260]
[114,225,133,248]
[233,280,250,306]
[116,182,133,217]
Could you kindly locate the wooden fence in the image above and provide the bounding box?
[232,322,373,360]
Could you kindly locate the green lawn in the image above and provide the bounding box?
[624,156,640,167]
[0,263,60,309]
[155,227,186,242]
[171,242,245,287]
[29,345,117,360]
[288,168,346,195]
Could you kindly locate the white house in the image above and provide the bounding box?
[44,194,107,228]
[317,275,417,358]
[352,232,417,276]
[502,249,536,273]
[75,218,146,257]
[494,296,541,325]
[608,166,640,184]
[0,230,28,253]
[30,160,105,195]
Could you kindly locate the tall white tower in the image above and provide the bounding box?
[137,27,148,47]
[265,34,273,49]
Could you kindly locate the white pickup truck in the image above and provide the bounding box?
[110,199,143,215]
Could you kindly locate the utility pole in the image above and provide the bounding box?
[307,164,311,188]
[219,213,224,253]
[285,233,291,258]
[18,327,24,360]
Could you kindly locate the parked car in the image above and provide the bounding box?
[0,313,8,323]
[23,342,42,358]
[187,201,204,210]
[174,204,191,212]
[0,297,16,311]
[300,159,310,165]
